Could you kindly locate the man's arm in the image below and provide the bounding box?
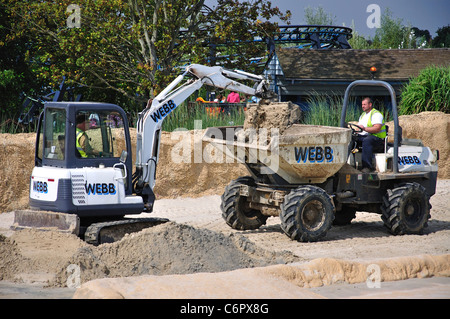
[358,123,382,134]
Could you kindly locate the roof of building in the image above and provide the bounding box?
[276,48,450,81]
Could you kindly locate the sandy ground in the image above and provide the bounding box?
[148,180,450,262]
[0,179,449,299]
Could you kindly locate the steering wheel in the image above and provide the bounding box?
[347,123,363,135]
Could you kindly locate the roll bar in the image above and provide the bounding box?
[339,80,399,173]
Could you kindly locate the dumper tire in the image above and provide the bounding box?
[221,176,268,230]
[280,185,334,242]
[381,183,431,235]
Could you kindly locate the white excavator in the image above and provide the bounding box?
[13,64,275,244]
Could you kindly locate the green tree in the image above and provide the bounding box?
[304,6,335,25]
[371,8,415,49]
[348,21,370,49]
[0,5,45,118]
[432,25,450,48]
[2,0,290,110]
[411,27,431,48]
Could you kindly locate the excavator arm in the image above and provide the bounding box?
[133,64,275,210]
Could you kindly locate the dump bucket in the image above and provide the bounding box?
[203,124,351,184]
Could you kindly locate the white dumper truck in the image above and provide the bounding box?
[203,80,439,242]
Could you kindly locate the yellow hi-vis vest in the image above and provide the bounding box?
[359,108,386,139]
[76,128,88,157]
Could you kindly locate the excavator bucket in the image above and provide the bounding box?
[11,210,80,235]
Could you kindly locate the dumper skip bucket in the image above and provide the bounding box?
[203,124,351,184]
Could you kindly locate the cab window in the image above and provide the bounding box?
[43,108,66,160]
[75,110,127,158]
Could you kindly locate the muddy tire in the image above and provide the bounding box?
[381,183,431,235]
[333,206,357,225]
[280,186,334,242]
[220,176,268,230]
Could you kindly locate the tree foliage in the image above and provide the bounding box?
[432,25,450,48]
[371,8,416,49]
[304,6,335,25]
[1,0,290,111]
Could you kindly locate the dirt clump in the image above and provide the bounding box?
[243,101,301,133]
[233,101,301,146]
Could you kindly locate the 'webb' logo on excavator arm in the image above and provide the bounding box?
[150,100,177,123]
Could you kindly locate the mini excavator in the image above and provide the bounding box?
[13,64,275,244]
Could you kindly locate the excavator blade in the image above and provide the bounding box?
[11,210,80,235]
[84,217,169,245]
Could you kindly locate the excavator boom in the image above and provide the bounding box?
[133,64,275,209]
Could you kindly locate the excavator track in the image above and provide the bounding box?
[84,217,169,245]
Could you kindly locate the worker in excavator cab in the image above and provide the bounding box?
[354,97,386,173]
[76,113,99,158]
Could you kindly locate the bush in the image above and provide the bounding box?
[399,65,450,115]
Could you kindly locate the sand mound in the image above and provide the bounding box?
[0,229,86,283]
[386,111,450,178]
[72,254,450,298]
[0,134,35,212]
[0,222,295,287]
[153,130,247,198]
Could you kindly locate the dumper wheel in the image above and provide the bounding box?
[381,183,431,235]
[280,186,334,242]
[221,176,268,230]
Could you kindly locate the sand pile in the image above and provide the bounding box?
[152,130,247,198]
[0,222,296,287]
[386,111,450,178]
[0,230,86,283]
[0,134,35,212]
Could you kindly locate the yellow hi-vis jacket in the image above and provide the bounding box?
[76,128,88,157]
[359,108,386,139]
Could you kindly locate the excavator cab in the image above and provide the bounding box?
[30,102,144,218]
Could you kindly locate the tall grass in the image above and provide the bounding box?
[161,102,246,132]
[303,94,361,126]
[400,65,450,115]
[0,115,35,133]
